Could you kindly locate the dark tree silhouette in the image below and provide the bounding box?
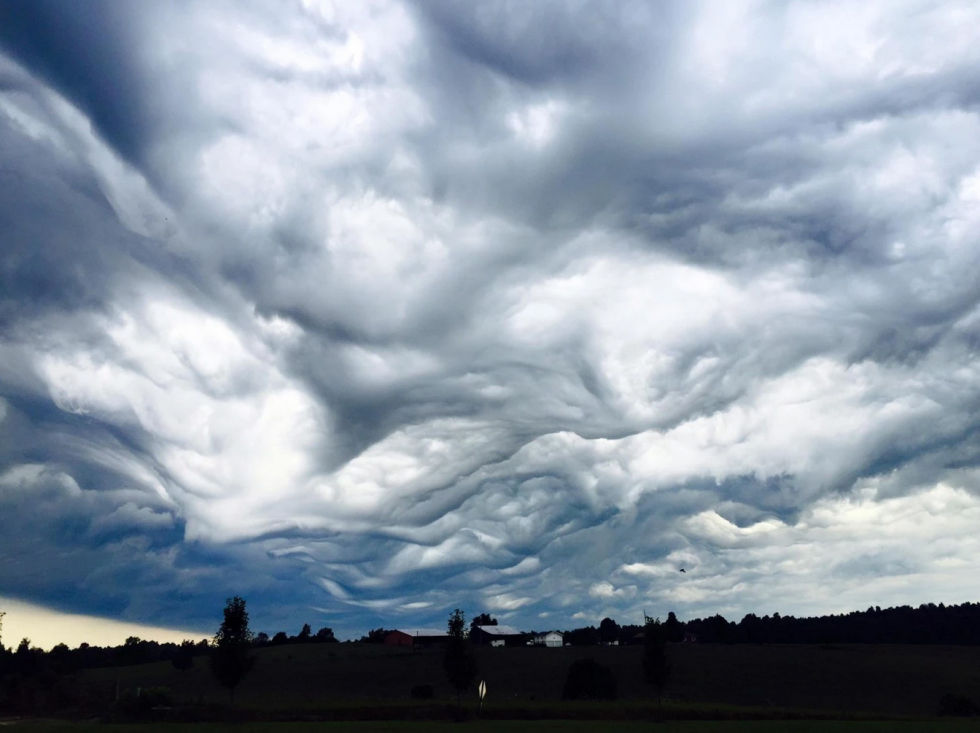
[359,628,391,643]
[564,625,600,645]
[674,602,980,644]
[599,617,620,644]
[210,596,255,703]
[297,623,311,641]
[562,658,617,700]
[171,640,196,671]
[642,615,670,704]
[470,612,497,631]
[14,638,38,676]
[315,627,337,643]
[271,631,289,645]
[443,608,477,704]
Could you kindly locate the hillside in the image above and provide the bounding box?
[76,641,980,718]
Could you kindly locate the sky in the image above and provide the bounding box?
[1,0,980,648]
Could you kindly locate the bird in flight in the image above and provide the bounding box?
[679,568,686,573]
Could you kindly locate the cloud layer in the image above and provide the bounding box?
[2,0,980,639]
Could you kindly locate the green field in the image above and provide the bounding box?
[6,720,980,732]
[73,642,980,719]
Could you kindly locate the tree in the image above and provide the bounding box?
[565,625,599,645]
[359,628,390,644]
[271,631,289,645]
[642,615,670,704]
[210,596,255,703]
[599,617,620,644]
[297,623,311,641]
[14,638,37,676]
[470,612,497,632]
[443,609,477,704]
[121,636,150,665]
[315,627,337,643]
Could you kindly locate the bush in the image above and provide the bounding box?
[112,686,174,719]
[561,658,617,700]
[939,692,980,716]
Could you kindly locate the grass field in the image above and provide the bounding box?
[5,720,980,732]
[73,642,980,719]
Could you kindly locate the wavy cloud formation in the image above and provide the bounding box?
[1,0,979,638]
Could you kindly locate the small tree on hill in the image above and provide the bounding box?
[13,638,38,676]
[470,612,497,631]
[171,640,196,671]
[664,611,683,642]
[210,596,255,703]
[642,615,670,704]
[443,608,477,704]
[599,617,620,644]
[297,623,312,641]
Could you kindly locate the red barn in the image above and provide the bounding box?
[384,630,414,646]
[384,628,449,647]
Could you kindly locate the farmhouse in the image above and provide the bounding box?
[470,624,523,647]
[384,628,448,647]
[531,631,564,647]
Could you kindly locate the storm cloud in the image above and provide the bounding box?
[2,0,980,639]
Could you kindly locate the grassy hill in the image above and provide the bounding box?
[75,641,980,718]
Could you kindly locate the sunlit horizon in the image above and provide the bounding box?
[0,596,206,652]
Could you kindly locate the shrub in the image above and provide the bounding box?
[939,692,980,716]
[561,657,617,700]
[112,686,174,719]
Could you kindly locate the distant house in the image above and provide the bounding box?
[531,631,564,647]
[384,628,448,647]
[384,630,413,646]
[470,624,523,647]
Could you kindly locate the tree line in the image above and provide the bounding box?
[3,599,978,668]
[4,598,980,716]
[0,622,337,676]
[540,602,980,647]
[679,602,980,645]
[2,599,978,677]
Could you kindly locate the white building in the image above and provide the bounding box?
[472,624,523,646]
[532,631,564,647]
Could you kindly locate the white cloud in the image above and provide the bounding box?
[3,0,980,639]
[34,295,328,542]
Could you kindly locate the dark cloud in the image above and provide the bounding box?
[2,1,980,641]
[0,0,154,165]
